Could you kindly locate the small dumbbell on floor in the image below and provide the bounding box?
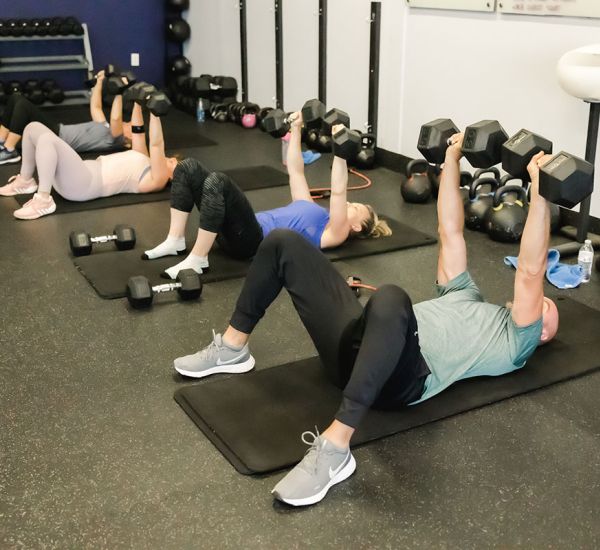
[126,269,202,309]
[69,225,136,256]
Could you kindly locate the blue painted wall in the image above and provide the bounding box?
[0,1,167,90]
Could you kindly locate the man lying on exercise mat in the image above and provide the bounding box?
[173,134,559,507]
[142,111,391,280]
[0,70,131,165]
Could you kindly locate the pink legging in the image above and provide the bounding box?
[21,122,102,201]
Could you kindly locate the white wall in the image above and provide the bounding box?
[282,0,319,111]
[379,3,600,216]
[326,0,372,132]
[245,0,277,107]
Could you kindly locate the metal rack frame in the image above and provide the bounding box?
[0,23,94,106]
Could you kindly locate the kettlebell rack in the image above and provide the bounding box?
[0,23,94,106]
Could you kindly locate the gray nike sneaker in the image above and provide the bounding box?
[272,430,356,506]
[174,330,255,378]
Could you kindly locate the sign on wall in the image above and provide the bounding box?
[498,1,600,18]
[405,0,496,12]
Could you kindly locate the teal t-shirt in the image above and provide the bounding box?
[412,271,542,404]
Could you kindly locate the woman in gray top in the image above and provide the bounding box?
[0,70,131,165]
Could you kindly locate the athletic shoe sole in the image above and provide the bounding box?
[141,248,188,260]
[13,203,57,220]
[272,454,357,507]
[174,354,255,378]
[0,154,21,165]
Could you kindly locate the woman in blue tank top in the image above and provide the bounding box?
[143,112,391,280]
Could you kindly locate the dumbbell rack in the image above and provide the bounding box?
[0,23,94,106]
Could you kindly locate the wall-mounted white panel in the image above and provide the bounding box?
[326,0,371,132]
[184,1,241,92]
[499,0,600,18]
[406,0,495,12]
[282,0,319,111]
[246,0,277,107]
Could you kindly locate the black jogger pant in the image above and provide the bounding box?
[170,157,263,259]
[230,229,431,428]
[1,94,60,136]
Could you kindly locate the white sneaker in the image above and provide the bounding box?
[13,193,57,220]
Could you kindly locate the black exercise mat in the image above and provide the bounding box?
[73,218,435,299]
[212,165,288,191]
[13,166,291,213]
[174,297,600,475]
[14,188,172,212]
[162,129,217,150]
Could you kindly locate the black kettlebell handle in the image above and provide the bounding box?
[407,158,429,177]
[500,174,526,187]
[361,133,376,148]
[492,184,528,208]
[469,176,500,200]
[473,167,500,181]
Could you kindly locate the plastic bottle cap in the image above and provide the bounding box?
[585,239,591,244]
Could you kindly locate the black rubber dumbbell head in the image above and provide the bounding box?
[501,129,553,181]
[176,269,203,301]
[322,108,350,135]
[147,92,171,117]
[69,231,93,256]
[127,276,154,309]
[301,99,326,130]
[539,152,595,209]
[114,225,136,250]
[332,127,361,161]
[417,118,459,164]
[462,120,508,169]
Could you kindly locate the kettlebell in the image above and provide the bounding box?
[317,132,332,152]
[460,171,474,205]
[306,128,320,150]
[355,133,376,169]
[486,185,528,243]
[240,102,259,128]
[472,167,500,181]
[401,159,432,204]
[464,177,500,231]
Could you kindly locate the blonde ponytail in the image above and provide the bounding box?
[353,205,393,239]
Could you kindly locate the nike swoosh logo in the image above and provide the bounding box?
[216,354,245,366]
[329,454,349,480]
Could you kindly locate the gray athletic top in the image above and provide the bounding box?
[58,121,125,153]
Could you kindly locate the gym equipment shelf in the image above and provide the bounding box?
[0,23,94,106]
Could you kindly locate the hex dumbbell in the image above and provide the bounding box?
[417,118,508,168]
[332,126,361,161]
[69,225,136,256]
[126,269,202,309]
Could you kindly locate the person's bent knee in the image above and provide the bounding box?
[367,284,412,319]
[23,121,48,137]
[260,229,306,253]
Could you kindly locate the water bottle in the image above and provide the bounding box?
[578,239,594,283]
[196,98,206,123]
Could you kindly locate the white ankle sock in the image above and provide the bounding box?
[143,235,186,260]
[164,254,209,280]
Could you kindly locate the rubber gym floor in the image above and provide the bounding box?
[1,107,599,549]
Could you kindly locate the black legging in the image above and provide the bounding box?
[230,229,430,428]
[1,94,59,136]
[170,158,263,260]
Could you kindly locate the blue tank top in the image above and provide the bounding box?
[256,200,330,248]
